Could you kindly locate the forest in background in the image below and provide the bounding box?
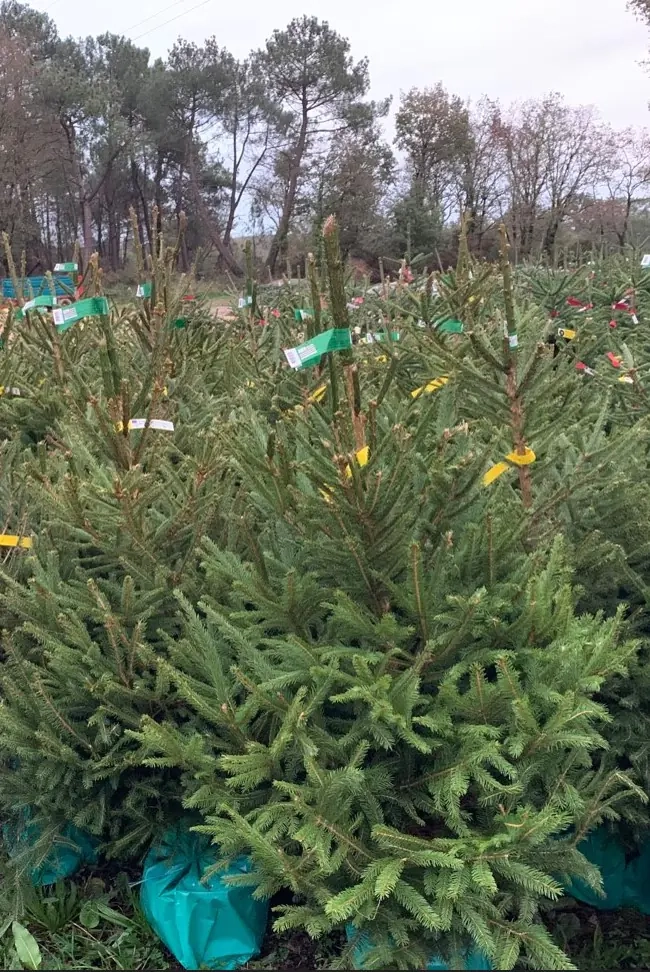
[2,0,650,278]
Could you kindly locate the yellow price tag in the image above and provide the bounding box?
[505,448,536,466]
[308,383,327,404]
[345,445,370,479]
[0,534,32,549]
[411,376,449,399]
[482,461,509,486]
[558,328,576,340]
[484,448,536,486]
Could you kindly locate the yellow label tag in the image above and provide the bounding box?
[245,380,256,389]
[505,448,536,466]
[376,354,388,363]
[411,376,449,399]
[319,487,333,504]
[308,383,327,403]
[619,375,634,384]
[345,445,370,479]
[484,447,536,486]
[483,461,509,486]
[558,328,576,340]
[0,534,32,549]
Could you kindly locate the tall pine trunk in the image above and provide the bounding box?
[266,102,309,277]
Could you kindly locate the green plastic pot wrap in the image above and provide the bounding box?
[348,926,491,970]
[141,826,268,970]
[2,810,97,886]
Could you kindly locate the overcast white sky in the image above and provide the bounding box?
[36,0,650,128]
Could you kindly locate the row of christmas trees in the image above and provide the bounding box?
[0,218,650,969]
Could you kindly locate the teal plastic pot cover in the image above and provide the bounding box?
[567,827,650,915]
[141,827,268,970]
[3,811,98,886]
[566,828,628,910]
[348,926,491,970]
[621,839,650,914]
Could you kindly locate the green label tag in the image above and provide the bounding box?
[54,262,78,273]
[136,283,152,298]
[238,296,253,308]
[283,328,351,369]
[16,295,58,319]
[173,318,187,329]
[293,308,314,322]
[52,297,109,332]
[436,318,463,334]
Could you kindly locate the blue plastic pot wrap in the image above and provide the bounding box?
[141,825,268,970]
[348,925,491,970]
[2,811,98,886]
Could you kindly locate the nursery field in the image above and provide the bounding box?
[3,221,650,970]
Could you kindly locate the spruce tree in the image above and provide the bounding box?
[0,234,257,862]
[129,220,644,971]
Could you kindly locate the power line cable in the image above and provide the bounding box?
[130,0,212,42]
[124,0,188,37]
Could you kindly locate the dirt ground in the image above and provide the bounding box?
[208,298,235,319]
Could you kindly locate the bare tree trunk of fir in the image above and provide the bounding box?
[187,149,243,277]
[266,100,309,277]
[131,156,152,253]
[499,223,533,509]
[122,220,130,267]
[81,191,93,270]
[224,125,270,249]
[55,197,63,261]
[45,194,52,260]
[96,209,103,258]
[617,194,633,249]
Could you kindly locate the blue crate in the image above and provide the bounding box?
[1,275,76,299]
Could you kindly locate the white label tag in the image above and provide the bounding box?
[62,306,77,322]
[632,314,639,325]
[283,348,301,369]
[136,285,144,297]
[298,343,317,361]
[642,255,650,268]
[24,298,56,311]
[508,334,519,349]
[128,418,174,432]
[52,308,63,325]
